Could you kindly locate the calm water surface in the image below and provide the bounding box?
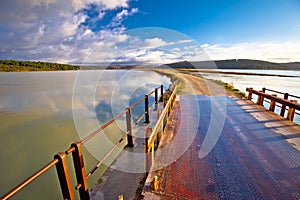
[199,69,300,124]
[0,70,171,199]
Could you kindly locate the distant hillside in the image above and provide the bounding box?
[279,62,300,70]
[0,60,80,72]
[163,59,300,70]
[2,59,299,71]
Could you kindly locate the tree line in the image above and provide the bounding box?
[0,60,80,72]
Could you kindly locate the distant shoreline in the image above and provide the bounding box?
[1,59,300,72]
[164,59,300,71]
[178,69,300,78]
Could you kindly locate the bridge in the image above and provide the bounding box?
[1,72,300,200]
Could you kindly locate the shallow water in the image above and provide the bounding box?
[0,70,170,199]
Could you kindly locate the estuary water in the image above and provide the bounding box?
[198,69,300,124]
[0,70,171,199]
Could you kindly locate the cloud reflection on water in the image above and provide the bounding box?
[0,70,171,197]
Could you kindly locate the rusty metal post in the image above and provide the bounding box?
[54,152,75,200]
[145,95,150,123]
[257,91,263,106]
[247,88,253,100]
[171,92,176,109]
[155,88,158,104]
[280,93,289,117]
[261,88,266,105]
[269,94,277,112]
[145,127,152,174]
[71,142,90,200]
[157,110,163,146]
[160,85,163,102]
[125,108,134,147]
[287,100,297,121]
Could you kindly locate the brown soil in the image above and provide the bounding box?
[176,71,244,97]
[153,68,244,97]
[179,68,298,78]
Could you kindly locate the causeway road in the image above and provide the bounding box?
[144,73,300,199]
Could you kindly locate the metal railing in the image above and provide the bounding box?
[246,87,300,122]
[1,85,165,200]
[263,88,300,117]
[144,85,177,172]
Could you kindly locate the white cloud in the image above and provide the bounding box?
[72,0,129,11]
[71,0,85,10]
[144,38,168,48]
[202,42,300,62]
[29,0,56,7]
[0,0,134,63]
[109,8,138,28]
[135,50,181,64]
[177,39,193,44]
[116,8,138,21]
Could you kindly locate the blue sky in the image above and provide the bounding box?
[0,0,299,63]
[126,0,300,44]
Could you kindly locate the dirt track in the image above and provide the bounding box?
[163,70,243,97]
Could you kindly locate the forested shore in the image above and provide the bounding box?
[0,60,79,72]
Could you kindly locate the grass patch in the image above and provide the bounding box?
[182,71,246,97]
[153,69,186,94]
[214,80,246,97]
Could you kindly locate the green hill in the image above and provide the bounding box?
[0,60,80,72]
[163,59,300,70]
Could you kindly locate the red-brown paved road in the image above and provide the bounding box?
[145,95,300,199]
